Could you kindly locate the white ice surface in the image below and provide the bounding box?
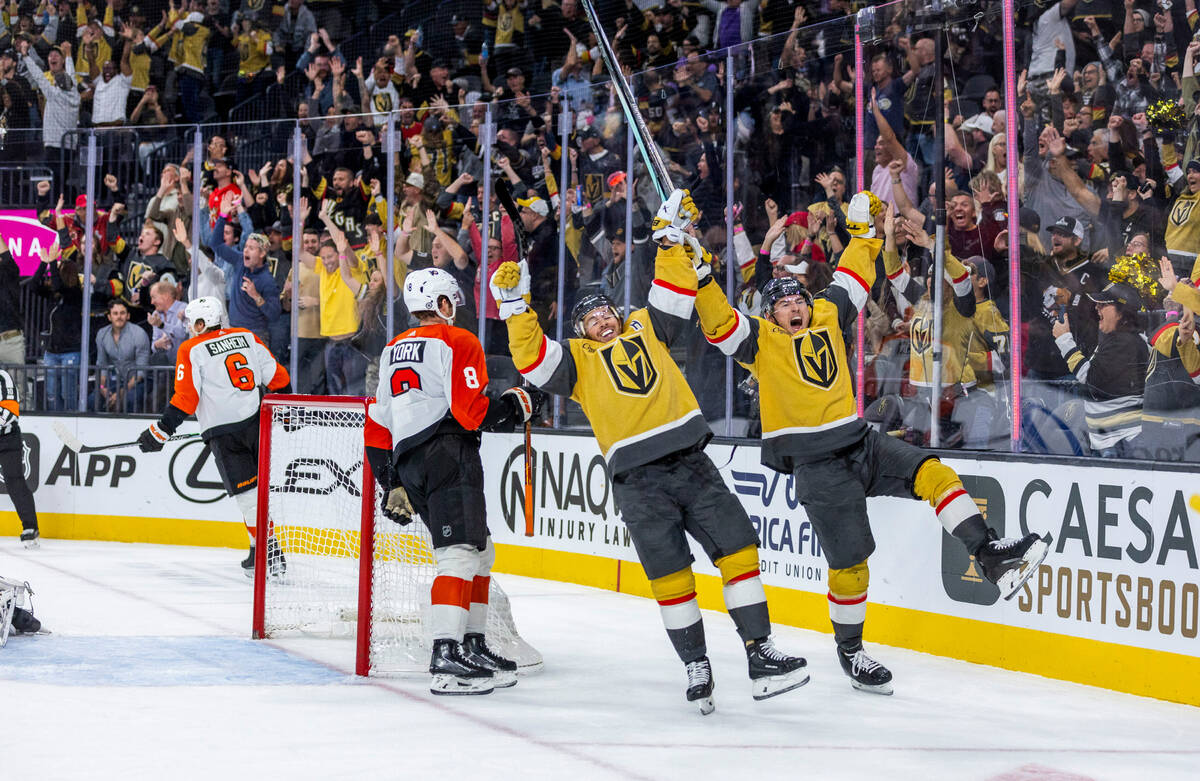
[1,539,1198,781]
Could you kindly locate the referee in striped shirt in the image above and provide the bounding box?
[0,368,39,548]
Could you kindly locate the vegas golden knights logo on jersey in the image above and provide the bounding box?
[599,333,659,395]
[1171,198,1197,227]
[793,328,838,389]
[911,316,933,356]
[583,174,604,206]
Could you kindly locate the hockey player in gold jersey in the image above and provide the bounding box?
[692,190,1049,695]
[490,190,808,714]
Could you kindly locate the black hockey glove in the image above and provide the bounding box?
[480,387,534,433]
[137,423,168,453]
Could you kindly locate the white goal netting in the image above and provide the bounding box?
[257,397,542,675]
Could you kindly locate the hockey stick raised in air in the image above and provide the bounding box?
[492,177,536,537]
[52,421,200,454]
[580,0,673,200]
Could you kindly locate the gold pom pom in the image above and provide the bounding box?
[1146,99,1187,133]
[1109,253,1162,305]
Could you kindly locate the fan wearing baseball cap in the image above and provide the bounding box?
[1018,213,1109,413]
[1051,280,1148,457]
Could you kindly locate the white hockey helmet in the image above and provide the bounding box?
[184,296,226,333]
[404,267,464,323]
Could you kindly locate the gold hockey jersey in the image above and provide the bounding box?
[886,249,977,389]
[1166,190,1200,265]
[505,244,710,475]
[967,300,1010,392]
[695,235,882,472]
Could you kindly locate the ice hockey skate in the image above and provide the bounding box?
[684,657,715,715]
[975,530,1051,600]
[460,632,518,688]
[429,638,495,695]
[746,637,809,700]
[266,536,287,578]
[243,539,288,580]
[19,529,39,549]
[837,643,894,695]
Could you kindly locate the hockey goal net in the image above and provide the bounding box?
[251,394,542,676]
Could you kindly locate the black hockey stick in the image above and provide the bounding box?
[52,421,200,454]
[580,0,672,201]
[493,174,527,248]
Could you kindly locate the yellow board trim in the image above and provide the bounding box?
[8,514,1195,706]
[2,511,248,548]
[493,543,1200,707]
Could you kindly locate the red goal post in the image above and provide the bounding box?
[251,394,541,676]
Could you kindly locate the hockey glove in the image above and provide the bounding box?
[652,189,700,245]
[502,387,535,423]
[381,486,415,526]
[137,423,168,453]
[489,260,531,320]
[684,234,713,283]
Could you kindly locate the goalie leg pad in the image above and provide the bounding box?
[651,567,706,663]
[715,545,770,643]
[430,544,482,641]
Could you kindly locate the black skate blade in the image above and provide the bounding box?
[751,667,810,700]
[999,535,1051,601]
[850,678,894,696]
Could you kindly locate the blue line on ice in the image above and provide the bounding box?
[0,636,348,686]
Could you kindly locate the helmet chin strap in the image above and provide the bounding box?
[438,296,457,324]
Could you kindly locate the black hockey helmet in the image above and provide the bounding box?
[572,291,621,337]
[760,276,813,321]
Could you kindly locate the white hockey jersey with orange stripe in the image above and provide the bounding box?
[170,328,289,437]
[365,322,493,457]
[0,368,19,435]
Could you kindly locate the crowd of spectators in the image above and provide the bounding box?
[0,0,1197,463]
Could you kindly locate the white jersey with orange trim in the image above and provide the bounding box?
[170,328,290,438]
[0,368,19,435]
[365,322,494,457]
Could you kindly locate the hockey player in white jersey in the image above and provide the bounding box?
[137,297,291,576]
[364,268,533,696]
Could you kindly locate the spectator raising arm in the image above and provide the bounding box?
[426,209,469,271]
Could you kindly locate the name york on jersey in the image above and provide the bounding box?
[387,341,427,365]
